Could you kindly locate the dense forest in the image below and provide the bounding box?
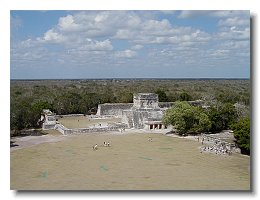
[10,79,250,154]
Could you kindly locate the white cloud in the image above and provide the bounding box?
[77,39,113,51]
[11,11,250,79]
[210,49,230,57]
[114,29,137,39]
[217,26,250,40]
[178,10,249,19]
[143,19,171,32]
[218,17,249,27]
[94,12,109,23]
[115,49,137,58]
[131,45,143,50]
[22,11,214,49]
[58,15,82,32]
[219,40,249,50]
[43,29,65,43]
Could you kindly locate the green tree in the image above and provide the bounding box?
[30,101,53,127]
[208,102,237,132]
[118,92,133,103]
[231,117,250,155]
[155,89,168,102]
[10,98,53,130]
[179,92,192,101]
[163,101,211,134]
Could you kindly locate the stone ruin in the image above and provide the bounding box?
[42,93,204,134]
[121,93,165,129]
[94,93,204,130]
[41,109,56,130]
[96,93,169,129]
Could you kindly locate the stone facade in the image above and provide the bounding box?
[124,93,165,129]
[97,93,204,129]
[42,109,57,130]
[133,93,159,109]
[96,103,133,116]
[97,93,167,129]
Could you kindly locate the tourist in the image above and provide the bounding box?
[93,144,98,150]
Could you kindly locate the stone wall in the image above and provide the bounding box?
[56,114,84,119]
[55,123,68,134]
[54,123,127,135]
[42,123,56,130]
[96,103,133,116]
[122,110,134,128]
[123,109,164,129]
[133,93,159,109]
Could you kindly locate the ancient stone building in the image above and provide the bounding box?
[41,109,57,129]
[97,93,167,129]
[122,93,166,129]
[42,93,204,133]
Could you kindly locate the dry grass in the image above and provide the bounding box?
[57,116,122,128]
[10,133,250,190]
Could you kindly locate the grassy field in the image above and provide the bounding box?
[57,116,122,128]
[10,133,250,190]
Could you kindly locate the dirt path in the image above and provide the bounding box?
[10,135,68,152]
[10,132,250,190]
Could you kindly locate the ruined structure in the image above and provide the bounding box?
[42,93,204,134]
[97,93,167,129]
[96,93,204,129]
[122,93,165,129]
[41,109,56,130]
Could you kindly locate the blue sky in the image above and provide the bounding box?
[10,10,250,79]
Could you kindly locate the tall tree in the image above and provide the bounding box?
[231,117,250,155]
[155,89,168,102]
[207,102,237,132]
[163,101,211,134]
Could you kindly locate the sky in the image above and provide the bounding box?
[10,10,250,79]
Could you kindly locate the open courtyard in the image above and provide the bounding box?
[57,116,122,129]
[10,131,250,190]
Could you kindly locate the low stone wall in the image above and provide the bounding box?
[42,123,56,130]
[96,103,133,116]
[56,114,85,119]
[55,123,68,134]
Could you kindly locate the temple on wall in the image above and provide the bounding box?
[96,93,204,129]
[97,93,169,129]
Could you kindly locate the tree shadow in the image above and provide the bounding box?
[10,141,19,148]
